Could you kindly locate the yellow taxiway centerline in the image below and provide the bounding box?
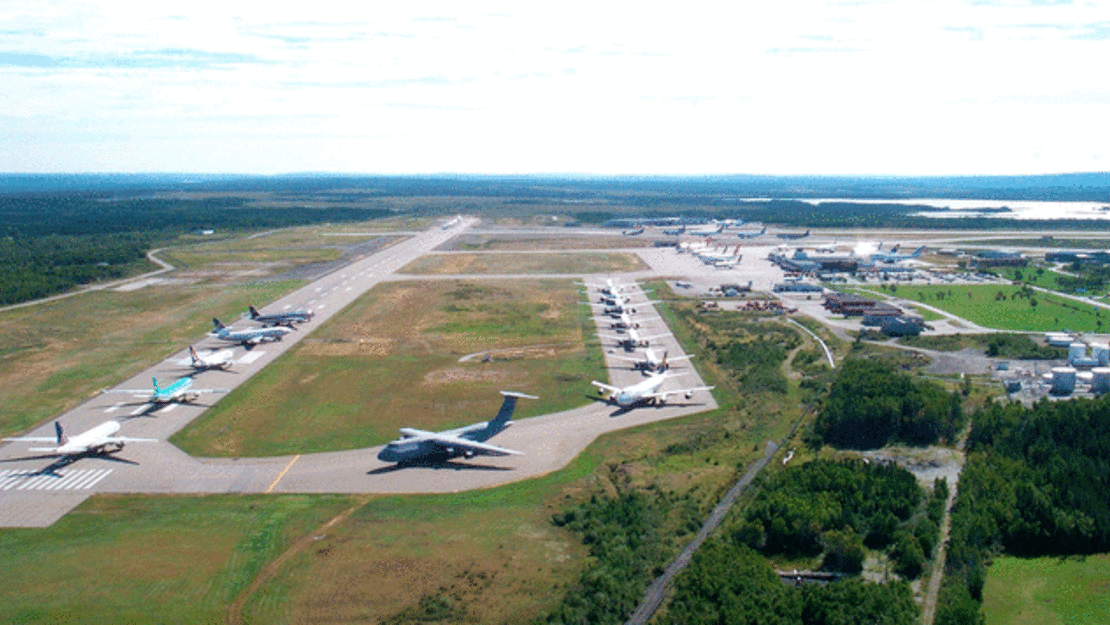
[265,454,300,493]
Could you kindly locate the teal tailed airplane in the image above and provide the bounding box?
[104,376,226,405]
[377,391,536,464]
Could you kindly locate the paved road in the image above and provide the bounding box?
[0,220,718,527]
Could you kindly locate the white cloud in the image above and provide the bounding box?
[1,1,1106,174]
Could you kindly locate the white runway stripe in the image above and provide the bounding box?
[16,474,54,490]
[0,468,114,491]
[105,402,124,413]
[130,404,150,416]
[81,470,113,490]
[44,470,89,490]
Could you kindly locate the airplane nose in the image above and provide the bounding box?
[376,447,398,462]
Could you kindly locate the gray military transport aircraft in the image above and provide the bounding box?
[376,391,536,464]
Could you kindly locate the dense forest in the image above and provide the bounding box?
[0,193,393,306]
[813,358,965,449]
[937,397,1110,624]
[664,541,919,625]
[733,459,943,579]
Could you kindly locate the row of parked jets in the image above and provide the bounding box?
[586,278,714,409]
[1,304,317,473]
[4,281,716,473]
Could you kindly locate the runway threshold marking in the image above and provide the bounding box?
[266,454,300,493]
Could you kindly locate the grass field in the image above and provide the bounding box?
[0,279,303,438]
[399,251,647,275]
[449,234,657,251]
[173,279,605,456]
[2,279,810,624]
[982,554,1110,624]
[898,284,1106,332]
[0,494,355,624]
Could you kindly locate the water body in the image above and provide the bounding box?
[788,198,1110,220]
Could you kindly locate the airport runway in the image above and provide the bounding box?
[0,220,717,527]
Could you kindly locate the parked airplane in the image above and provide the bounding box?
[591,372,714,408]
[600,328,669,349]
[105,376,225,406]
[688,223,725,235]
[612,348,693,372]
[663,225,686,235]
[623,226,645,236]
[2,420,156,461]
[610,311,657,330]
[187,346,233,372]
[735,227,766,240]
[872,245,926,263]
[777,229,811,240]
[376,391,537,463]
[249,305,314,328]
[211,318,289,346]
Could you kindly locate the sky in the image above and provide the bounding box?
[1,1,1107,176]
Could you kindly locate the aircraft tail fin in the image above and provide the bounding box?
[212,318,225,331]
[152,377,161,393]
[913,246,926,257]
[189,345,200,365]
[249,306,260,319]
[55,421,66,446]
[491,391,538,428]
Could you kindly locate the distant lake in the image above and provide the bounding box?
[785,198,1110,220]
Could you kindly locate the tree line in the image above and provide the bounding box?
[812,358,965,449]
[937,396,1110,624]
[0,193,393,306]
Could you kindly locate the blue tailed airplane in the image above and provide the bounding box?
[377,391,536,463]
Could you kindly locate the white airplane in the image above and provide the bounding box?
[588,278,631,297]
[612,348,693,373]
[377,391,536,463]
[610,311,647,330]
[211,318,289,346]
[2,420,156,460]
[814,240,839,254]
[187,346,233,372]
[600,328,669,349]
[104,376,227,406]
[591,372,714,408]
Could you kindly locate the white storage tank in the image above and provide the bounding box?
[1051,366,1077,394]
[1069,343,1088,364]
[1092,368,1110,393]
[1093,343,1110,366]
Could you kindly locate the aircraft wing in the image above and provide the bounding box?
[591,381,620,393]
[639,333,671,341]
[644,385,715,399]
[110,436,159,443]
[426,434,523,457]
[597,334,626,341]
[2,436,57,442]
[610,355,644,363]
